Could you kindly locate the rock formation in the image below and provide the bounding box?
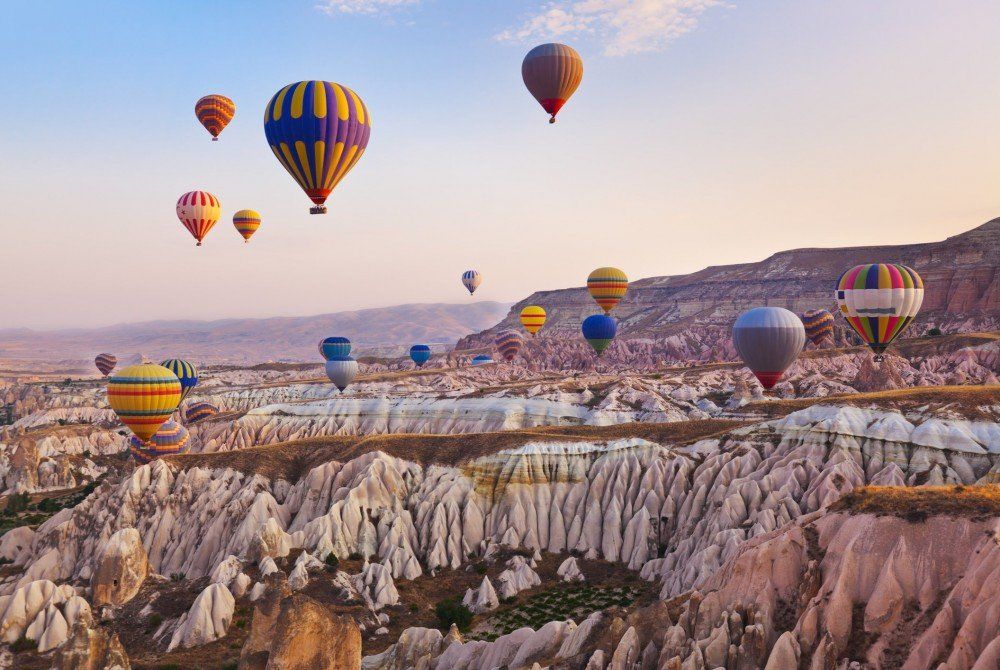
[91,528,149,608]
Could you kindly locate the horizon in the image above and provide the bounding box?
[4,1,1000,330]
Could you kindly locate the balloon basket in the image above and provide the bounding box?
[310,205,328,215]
[549,116,556,124]
[212,137,218,142]
[873,354,885,363]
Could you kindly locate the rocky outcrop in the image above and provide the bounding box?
[91,528,148,608]
[241,586,361,670]
[167,582,234,651]
[55,617,130,670]
[462,576,499,614]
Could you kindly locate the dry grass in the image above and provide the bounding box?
[167,419,746,480]
[829,485,1000,521]
[741,385,1000,420]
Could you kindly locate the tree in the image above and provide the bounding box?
[435,598,473,632]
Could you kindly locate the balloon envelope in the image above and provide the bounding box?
[520,306,546,335]
[159,359,198,402]
[410,344,431,367]
[176,191,221,246]
[130,418,190,464]
[95,353,117,377]
[587,267,628,314]
[325,357,359,391]
[471,355,493,366]
[732,307,806,389]
[522,43,583,123]
[319,337,352,361]
[494,331,523,363]
[263,81,372,214]
[801,309,835,346]
[233,209,262,242]
[582,314,617,355]
[462,270,482,295]
[195,94,235,140]
[107,364,182,441]
[836,264,924,355]
[184,402,219,425]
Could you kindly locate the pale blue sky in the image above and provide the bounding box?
[2,1,999,329]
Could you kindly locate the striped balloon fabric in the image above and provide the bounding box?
[159,359,198,402]
[107,364,181,442]
[587,267,628,314]
[129,418,190,464]
[184,401,219,425]
[471,355,493,366]
[519,305,546,335]
[462,270,482,295]
[195,94,235,141]
[836,264,924,357]
[264,81,372,214]
[319,336,352,361]
[233,209,262,243]
[801,309,835,346]
[522,43,584,123]
[176,191,221,246]
[494,331,523,363]
[94,353,117,377]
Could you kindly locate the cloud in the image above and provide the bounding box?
[496,0,726,56]
[316,0,420,16]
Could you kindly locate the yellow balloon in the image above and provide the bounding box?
[107,364,182,442]
[587,267,628,314]
[520,305,547,335]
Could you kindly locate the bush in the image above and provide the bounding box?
[324,553,340,570]
[10,636,36,652]
[409,603,419,613]
[927,327,943,337]
[169,572,186,582]
[434,598,473,632]
[473,562,487,575]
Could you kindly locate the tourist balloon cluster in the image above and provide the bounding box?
[733,264,924,390]
[319,336,359,391]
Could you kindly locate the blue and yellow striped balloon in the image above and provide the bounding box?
[264,81,372,215]
[160,359,198,402]
[130,418,190,464]
[184,401,219,425]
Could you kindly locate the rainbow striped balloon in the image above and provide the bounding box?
[184,401,219,425]
[176,191,221,246]
[519,306,546,335]
[233,209,262,243]
[130,418,190,464]
[264,81,372,215]
[836,264,924,357]
[800,309,835,346]
[587,267,628,314]
[495,331,523,363]
[159,359,198,402]
[195,94,235,141]
[107,364,181,442]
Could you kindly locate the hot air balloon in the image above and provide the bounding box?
[107,364,181,441]
[520,306,546,335]
[95,353,117,377]
[801,309,835,347]
[195,94,235,141]
[471,355,493,366]
[410,345,431,368]
[129,418,190,464]
[184,401,219,425]
[319,337,352,361]
[495,331,523,363]
[522,43,584,124]
[233,209,262,243]
[160,359,198,402]
[582,314,617,355]
[732,307,806,390]
[587,267,628,314]
[462,270,482,295]
[836,264,924,361]
[176,191,221,246]
[325,357,359,391]
[264,81,372,215]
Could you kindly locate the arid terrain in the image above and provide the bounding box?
[0,324,996,669]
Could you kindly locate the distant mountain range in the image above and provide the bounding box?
[457,218,999,368]
[0,302,511,364]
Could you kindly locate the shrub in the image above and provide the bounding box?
[409,603,419,613]
[348,552,363,561]
[169,572,186,582]
[473,562,487,575]
[927,327,943,337]
[324,553,340,570]
[147,613,163,629]
[434,598,473,632]
[10,636,35,652]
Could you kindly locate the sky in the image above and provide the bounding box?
[2,0,999,329]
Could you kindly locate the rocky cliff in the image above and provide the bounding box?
[458,219,1000,368]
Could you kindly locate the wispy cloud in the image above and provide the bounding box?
[316,0,420,17]
[496,0,726,56]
